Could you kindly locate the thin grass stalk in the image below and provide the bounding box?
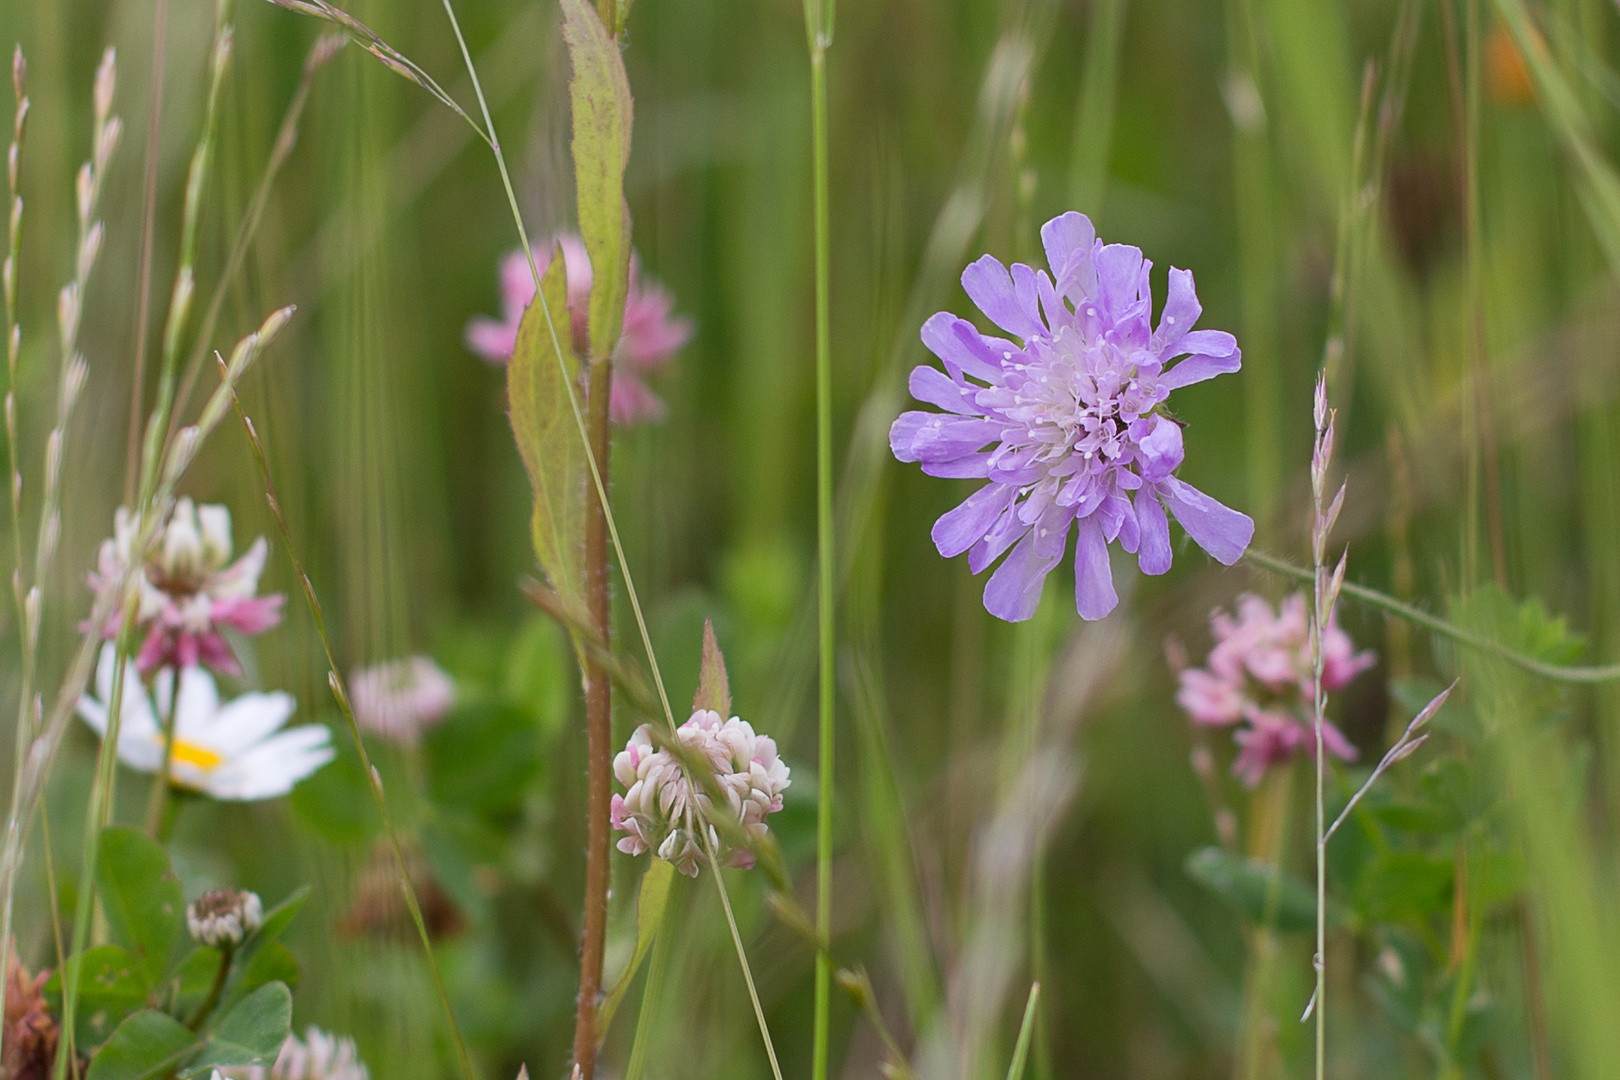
[704,840,785,1080]
[170,33,345,427]
[1242,549,1620,684]
[10,48,113,1051]
[1005,983,1041,1080]
[327,8,780,1074]
[0,47,29,1033]
[224,382,477,1080]
[803,0,837,1076]
[136,0,232,510]
[123,0,167,504]
[623,908,672,1080]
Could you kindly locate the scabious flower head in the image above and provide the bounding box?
[187,888,263,947]
[610,709,790,877]
[465,239,693,425]
[77,643,334,801]
[890,212,1255,622]
[348,656,455,748]
[88,498,284,677]
[1176,591,1375,787]
[226,1028,369,1080]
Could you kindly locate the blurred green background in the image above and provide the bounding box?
[4,0,1620,1076]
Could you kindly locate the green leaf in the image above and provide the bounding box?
[186,982,293,1076]
[561,0,633,358]
[1184,846,1346,934]
[1354,850,1454,923]
[44,945,149,1049]
[507,246,589,624]
[597,857,676,1041]
[425,700,544,816]
[692,618,731,716]
[96,827,184,986]
[85,1010,199,1080]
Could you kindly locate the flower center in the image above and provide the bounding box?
[170,738,223,772]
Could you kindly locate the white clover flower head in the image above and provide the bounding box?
[348,656,455,747]
[77,643,335,801]
[611,708,791,877]
[225,1027,369,1080]
[87,498,284,677]
[187,888,263,947]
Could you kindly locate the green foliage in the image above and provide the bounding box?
[44,946,148,1049]
[1185,846,1343,934]
[596,858,676,1041]
[95,828,184,987]
[560,0,633,359]
[424,700,545,817]
[692,619,730,716]
[186,982,294,1076]
[85,1011,198,1080]
[507,246,589,626]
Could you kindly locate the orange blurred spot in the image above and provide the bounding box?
[1487,23,1535,106]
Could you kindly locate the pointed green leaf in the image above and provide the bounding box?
[1184,846,1348,934]
[96,826,184,986]
[186,981,293,1076]
[508,246,589,624]
[561,0,633,358]
[692,618,731,716]
[85,1010,199,1080]
[596,857,676,1042]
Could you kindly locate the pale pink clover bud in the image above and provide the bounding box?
[187,887,263,947]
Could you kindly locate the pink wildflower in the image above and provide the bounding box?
[611,709,790,877]
[1176,591,1375,787]
[348,656,456,748]
[89,499,284,677]
[465,239,693,425]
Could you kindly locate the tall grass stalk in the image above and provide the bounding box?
[224,373,478,1080]
[122,0,166,504]
[0,43,29,1039]
[803,0,836,1076]
[142,1,233,839]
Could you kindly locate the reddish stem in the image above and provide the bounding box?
[573,354,614,1079]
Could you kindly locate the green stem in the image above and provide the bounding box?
[1242,549,1620,683]
[144,676,178,838]
[705,843,784,1080]
[805,1,836,1078]
[188,942,234,1032]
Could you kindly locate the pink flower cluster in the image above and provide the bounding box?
[348,656,456,748]
[610,709,791,877]
[89,499,284,677]
[465,238,692,425]
[1177,592,1375,787]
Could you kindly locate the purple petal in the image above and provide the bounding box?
[932,483,1015,558]
[969,503,1027,574]
[1153,267,1202,353]
[962,255,1046,341]
[1072,514,1119,620]
[909,365,977,414]
[1161,477,1254,565]
[922,312,1002,384]
[1161,347,1242,391]
[983,521,1065,622]
[890,412,1001,463]
[466,317,517,363]
[1040,212,1097,299]
[1135,491,1172,575]
[1137,415,1185,483]
[921,453,992,479]
[1094,243,1146,321]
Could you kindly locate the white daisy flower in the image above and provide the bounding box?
[76,643,335,800]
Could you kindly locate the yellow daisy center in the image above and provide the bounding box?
[170,739,224,772]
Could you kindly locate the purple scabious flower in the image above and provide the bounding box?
[889,212,1255,621]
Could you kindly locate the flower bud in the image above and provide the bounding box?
[187,888,263,947]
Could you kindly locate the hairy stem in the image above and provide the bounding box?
[573,354,614,1080]
[188,942,234,1031]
